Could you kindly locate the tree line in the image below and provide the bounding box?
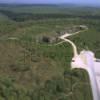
[0,9,100,22]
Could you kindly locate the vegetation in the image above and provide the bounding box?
[0,4,100,100]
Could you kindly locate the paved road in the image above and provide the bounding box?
[94,61,100,92]
[59,26,100,100]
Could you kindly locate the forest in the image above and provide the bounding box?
[0,4,100,100]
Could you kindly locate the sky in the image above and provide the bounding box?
[0,0,100,6]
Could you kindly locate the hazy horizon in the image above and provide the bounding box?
[0,0,100,6]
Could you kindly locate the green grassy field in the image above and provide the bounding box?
[0,4,100,100]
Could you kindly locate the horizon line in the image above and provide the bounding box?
[0,2,100,7]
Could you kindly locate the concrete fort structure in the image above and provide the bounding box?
[59,31,100,100]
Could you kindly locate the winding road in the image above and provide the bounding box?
[57,26,100,100]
